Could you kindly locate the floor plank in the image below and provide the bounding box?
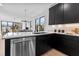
[42,49,67,56]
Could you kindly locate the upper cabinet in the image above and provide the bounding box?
[54,4,64,24]
[49,3,64,25]
[49,5,56,25]
[64,3,79,23]
[49,3,79,25]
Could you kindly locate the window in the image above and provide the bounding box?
[1,21,23,35]
[35,18,40,25]
[8,22,13,27]
[35,16,45,31]
[35,16,45,25]
[2,22,7,26]
[40,16,45,25]
[2,21,13,27]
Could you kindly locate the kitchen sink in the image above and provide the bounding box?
[33,31,47,34]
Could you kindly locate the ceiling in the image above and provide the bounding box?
[0,3,56,20]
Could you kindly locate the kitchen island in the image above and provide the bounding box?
[3,31,56,56]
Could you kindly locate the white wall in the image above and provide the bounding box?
[0,21,5,56]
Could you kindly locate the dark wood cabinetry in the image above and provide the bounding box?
[49,5,56,25]
[55,34,79,56]
[54,4,64,24]
[64,3,79,23]
[36,34,79,56]
[36,34,56,56]
[49,3,79,24]
[49,3,64,25]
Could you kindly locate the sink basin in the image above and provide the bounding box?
[33,32,46,34]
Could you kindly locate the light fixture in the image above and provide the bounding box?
[24,8,26,20]
[21,8,27,22]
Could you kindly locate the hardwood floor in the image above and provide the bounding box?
[42,49,67,56]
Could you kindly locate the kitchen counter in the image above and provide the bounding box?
[4,31,79,56]
[57,32,79,37]
[2,31,55,39]
[3,31,79,39]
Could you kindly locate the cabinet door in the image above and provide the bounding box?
[64,3,79,23]
[55,3,64,24]
[49,5,56,25]
[62,35,79,56]
[55,34,79,56]
[49,3,64,25]
[36,35,53,56]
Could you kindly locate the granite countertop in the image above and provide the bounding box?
[2,31,55,39]
[2,31,79,39]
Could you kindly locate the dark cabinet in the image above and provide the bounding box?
[49,3,79,24]
[64,3,79,23]
[49,3,64,25]
[54,4,64,24]
[55,34,79,56]
[36,34,55,56]
[5,39,10,56]
[49,6,56,25]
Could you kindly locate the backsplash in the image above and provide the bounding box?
[45,23,79,34]
[45,25,66,33]
[44,25,54,32]
[64,23,79,34]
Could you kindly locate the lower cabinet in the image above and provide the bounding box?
[36,34,55,56]
[55,34,79,56]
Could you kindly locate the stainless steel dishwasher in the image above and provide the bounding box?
[10,37,36,56]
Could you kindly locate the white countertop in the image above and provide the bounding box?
[2,31,55,39]
[2,31,79,39]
